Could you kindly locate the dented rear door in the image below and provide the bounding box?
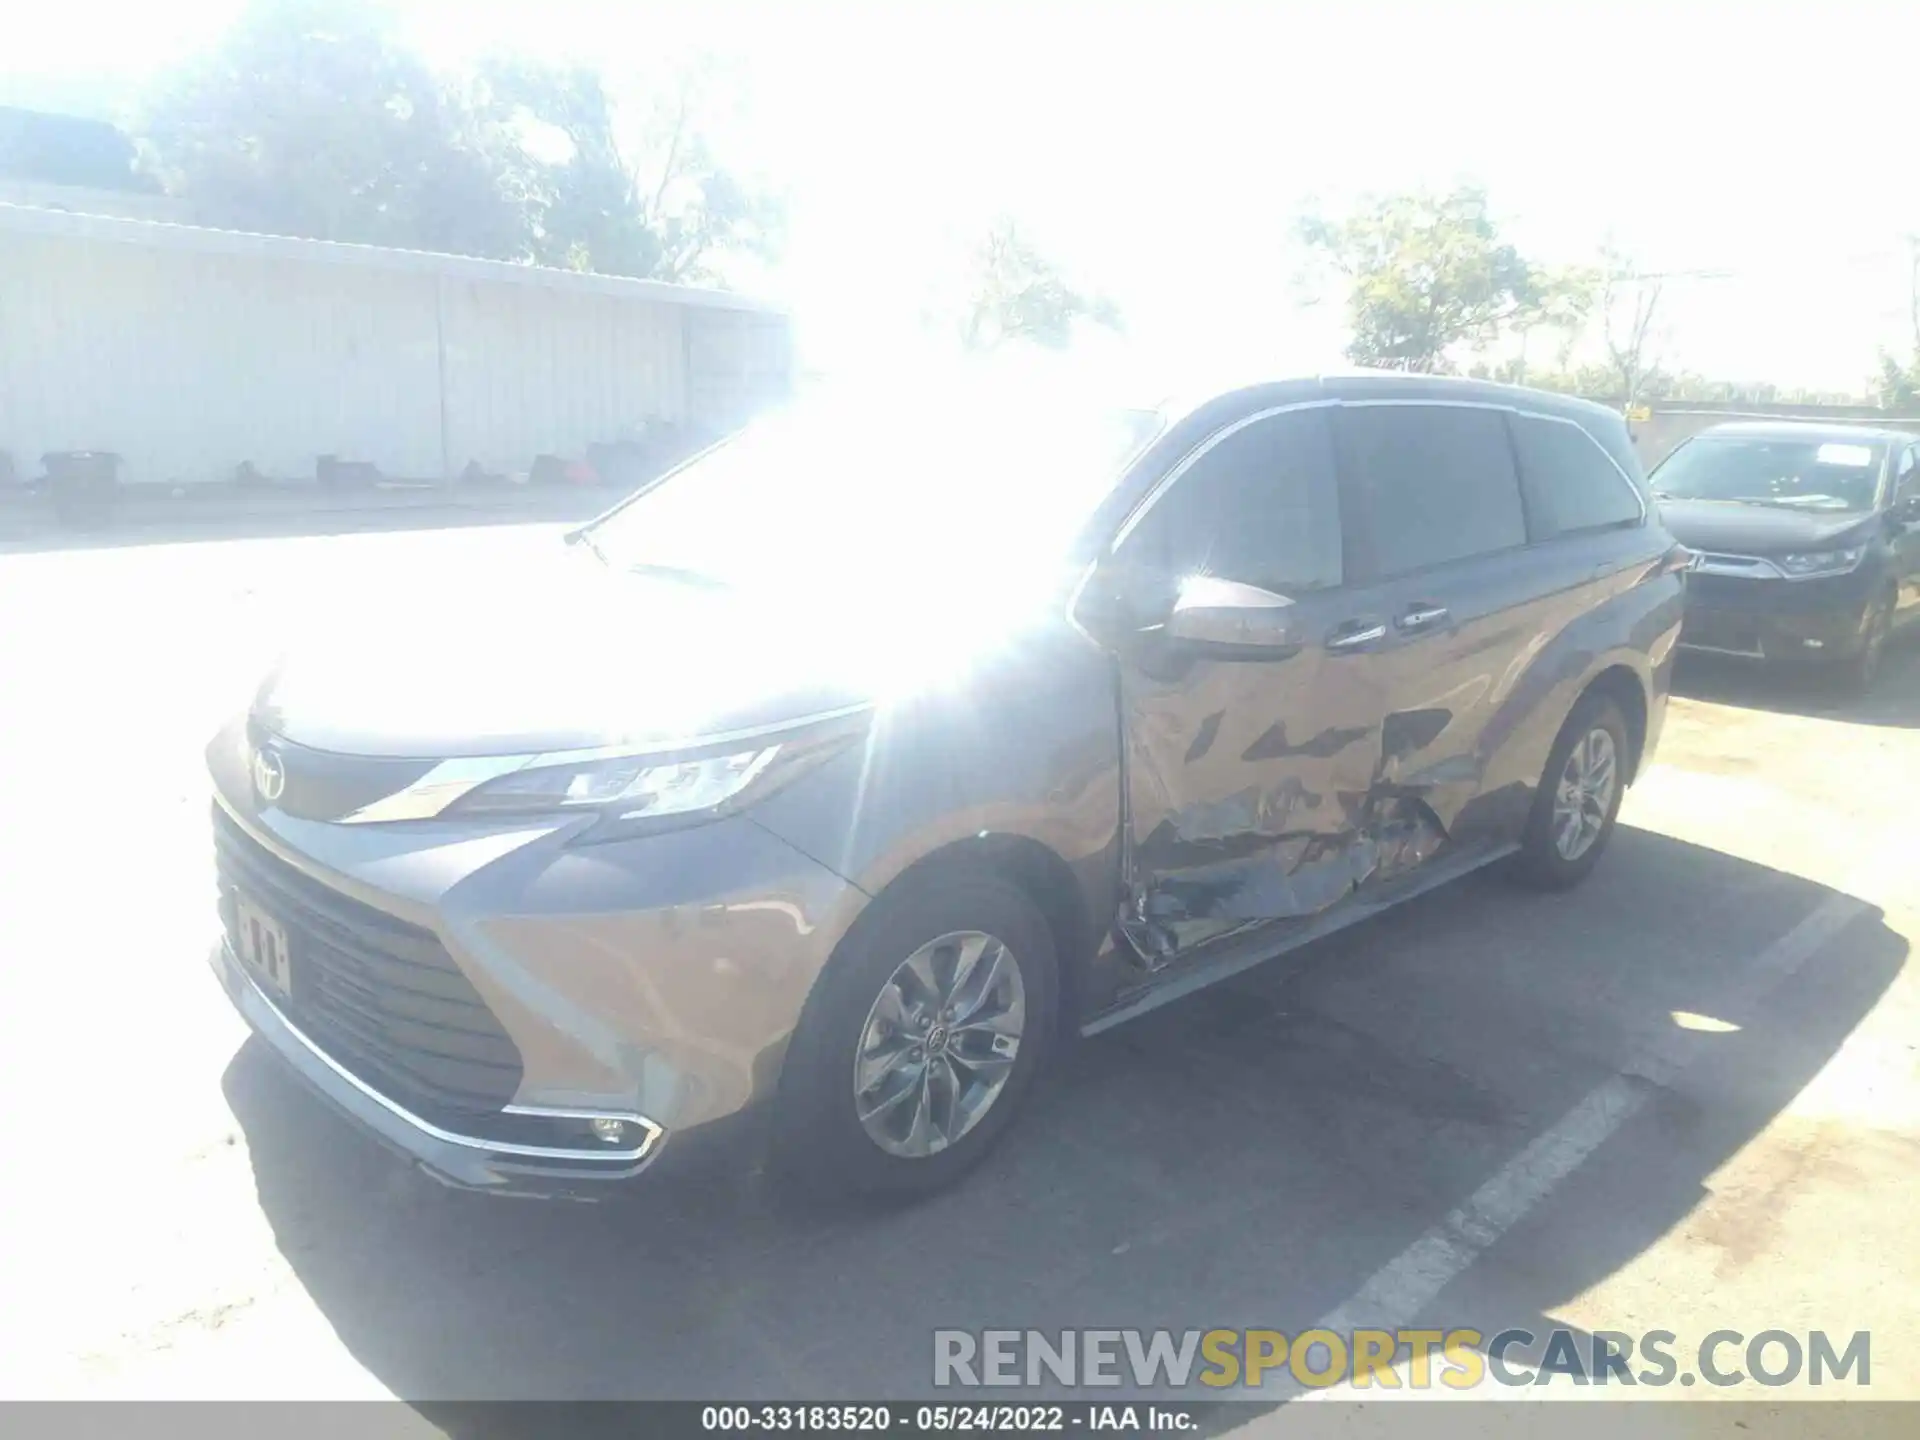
[1105,404,1392,961]
[1332,400,1549,846]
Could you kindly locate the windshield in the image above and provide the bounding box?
[1650,435,1884,512]
[582,388,1163,595]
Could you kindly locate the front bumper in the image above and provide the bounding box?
[212,939,669,1197]
[1679,568,1877,662]
[205,717,871,1197]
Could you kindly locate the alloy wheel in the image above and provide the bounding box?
[853,930,1026,1159]
[1552,726,1618,861]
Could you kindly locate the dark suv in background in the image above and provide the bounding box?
[1653,421,1920,690]
[207,369,1686,1202]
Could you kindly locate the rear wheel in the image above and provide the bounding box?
[1508,695,1629,891]
[771,867,1058,1202]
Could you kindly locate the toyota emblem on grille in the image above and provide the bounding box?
[252,745,287,804]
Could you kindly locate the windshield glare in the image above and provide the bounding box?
[1651,436,1883,511]
[586,394,1163,594]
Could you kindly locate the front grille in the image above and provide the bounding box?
[213,805,524,1122]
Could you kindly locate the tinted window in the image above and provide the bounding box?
[1338,404,1527,576]
[1511,412,1643,537]
[1118,408,1342,595]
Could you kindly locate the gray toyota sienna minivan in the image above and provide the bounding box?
[207,369,1686,1200]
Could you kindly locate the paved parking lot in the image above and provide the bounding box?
[2,521,1917,1424]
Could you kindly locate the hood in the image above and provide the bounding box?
[254,553,887,759]
[1655,499,1875,556]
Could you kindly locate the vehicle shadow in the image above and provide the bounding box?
[1673,637,1920,728]
[222,826,1906,1423]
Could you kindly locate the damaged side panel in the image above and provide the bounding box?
[1116,648,1448,964]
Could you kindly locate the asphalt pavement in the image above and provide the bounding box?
[2,521,1916,1431]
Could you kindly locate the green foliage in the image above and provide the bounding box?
[961,219,1122,351]
[141,1,522,257]
[1299,187,1584,372]
[1875,354,1920,408]
[1875,241,1920,407]
[138,0,776,283]
[475,61,781,283]
[1593,246,1664,405]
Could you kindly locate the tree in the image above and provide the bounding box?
[476,60,781,283]
[138,1,778,284]
[1467,359,1614,395]
[140,0,523,259]
[1874,235,1920,407]
[1876,354,1919,408]
[960,219,1122,351]
[1596,246,1666,407]
[1298,186,1582,373]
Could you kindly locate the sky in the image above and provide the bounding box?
[6,0,1919,393]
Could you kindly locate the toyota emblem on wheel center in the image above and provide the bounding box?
[252,745,286,804]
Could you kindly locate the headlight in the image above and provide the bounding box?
[447,745,783,826]
[1776,546,1866,578]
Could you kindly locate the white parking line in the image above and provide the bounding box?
[1277,887,1869,1400]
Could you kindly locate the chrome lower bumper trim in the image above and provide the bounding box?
[224,944,666,1166]
[1677,641,1765,660]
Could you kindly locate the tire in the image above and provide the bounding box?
[1507,694,1630,892]
[770,866,1059,1203]
[1834,591,1894,696]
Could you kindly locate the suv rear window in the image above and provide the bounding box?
[1511,413,1643,537]
[1337,404,1527,577]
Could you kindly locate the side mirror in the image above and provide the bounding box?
[1895,494,1920,523]
[1163,576,1298,654]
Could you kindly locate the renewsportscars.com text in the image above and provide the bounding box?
[932,1327,1871,1390]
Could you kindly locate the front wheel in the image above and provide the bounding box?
[770,867,1058,1202]
[1508,696,1630,891]
[1834,591,1894,696]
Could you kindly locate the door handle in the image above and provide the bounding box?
[1326,620,1388,651]
[1397,604,1451,632]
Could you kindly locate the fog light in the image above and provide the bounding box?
[589,1117,628,1145]
[1803,638,1824,650]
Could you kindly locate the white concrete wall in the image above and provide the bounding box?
[438,275,686,476]
[685,307,795,437]
[0,221,780,488]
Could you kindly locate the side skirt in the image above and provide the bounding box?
[1079,840,1519,1037]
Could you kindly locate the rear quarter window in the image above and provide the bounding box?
[1510,412,1645,538]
